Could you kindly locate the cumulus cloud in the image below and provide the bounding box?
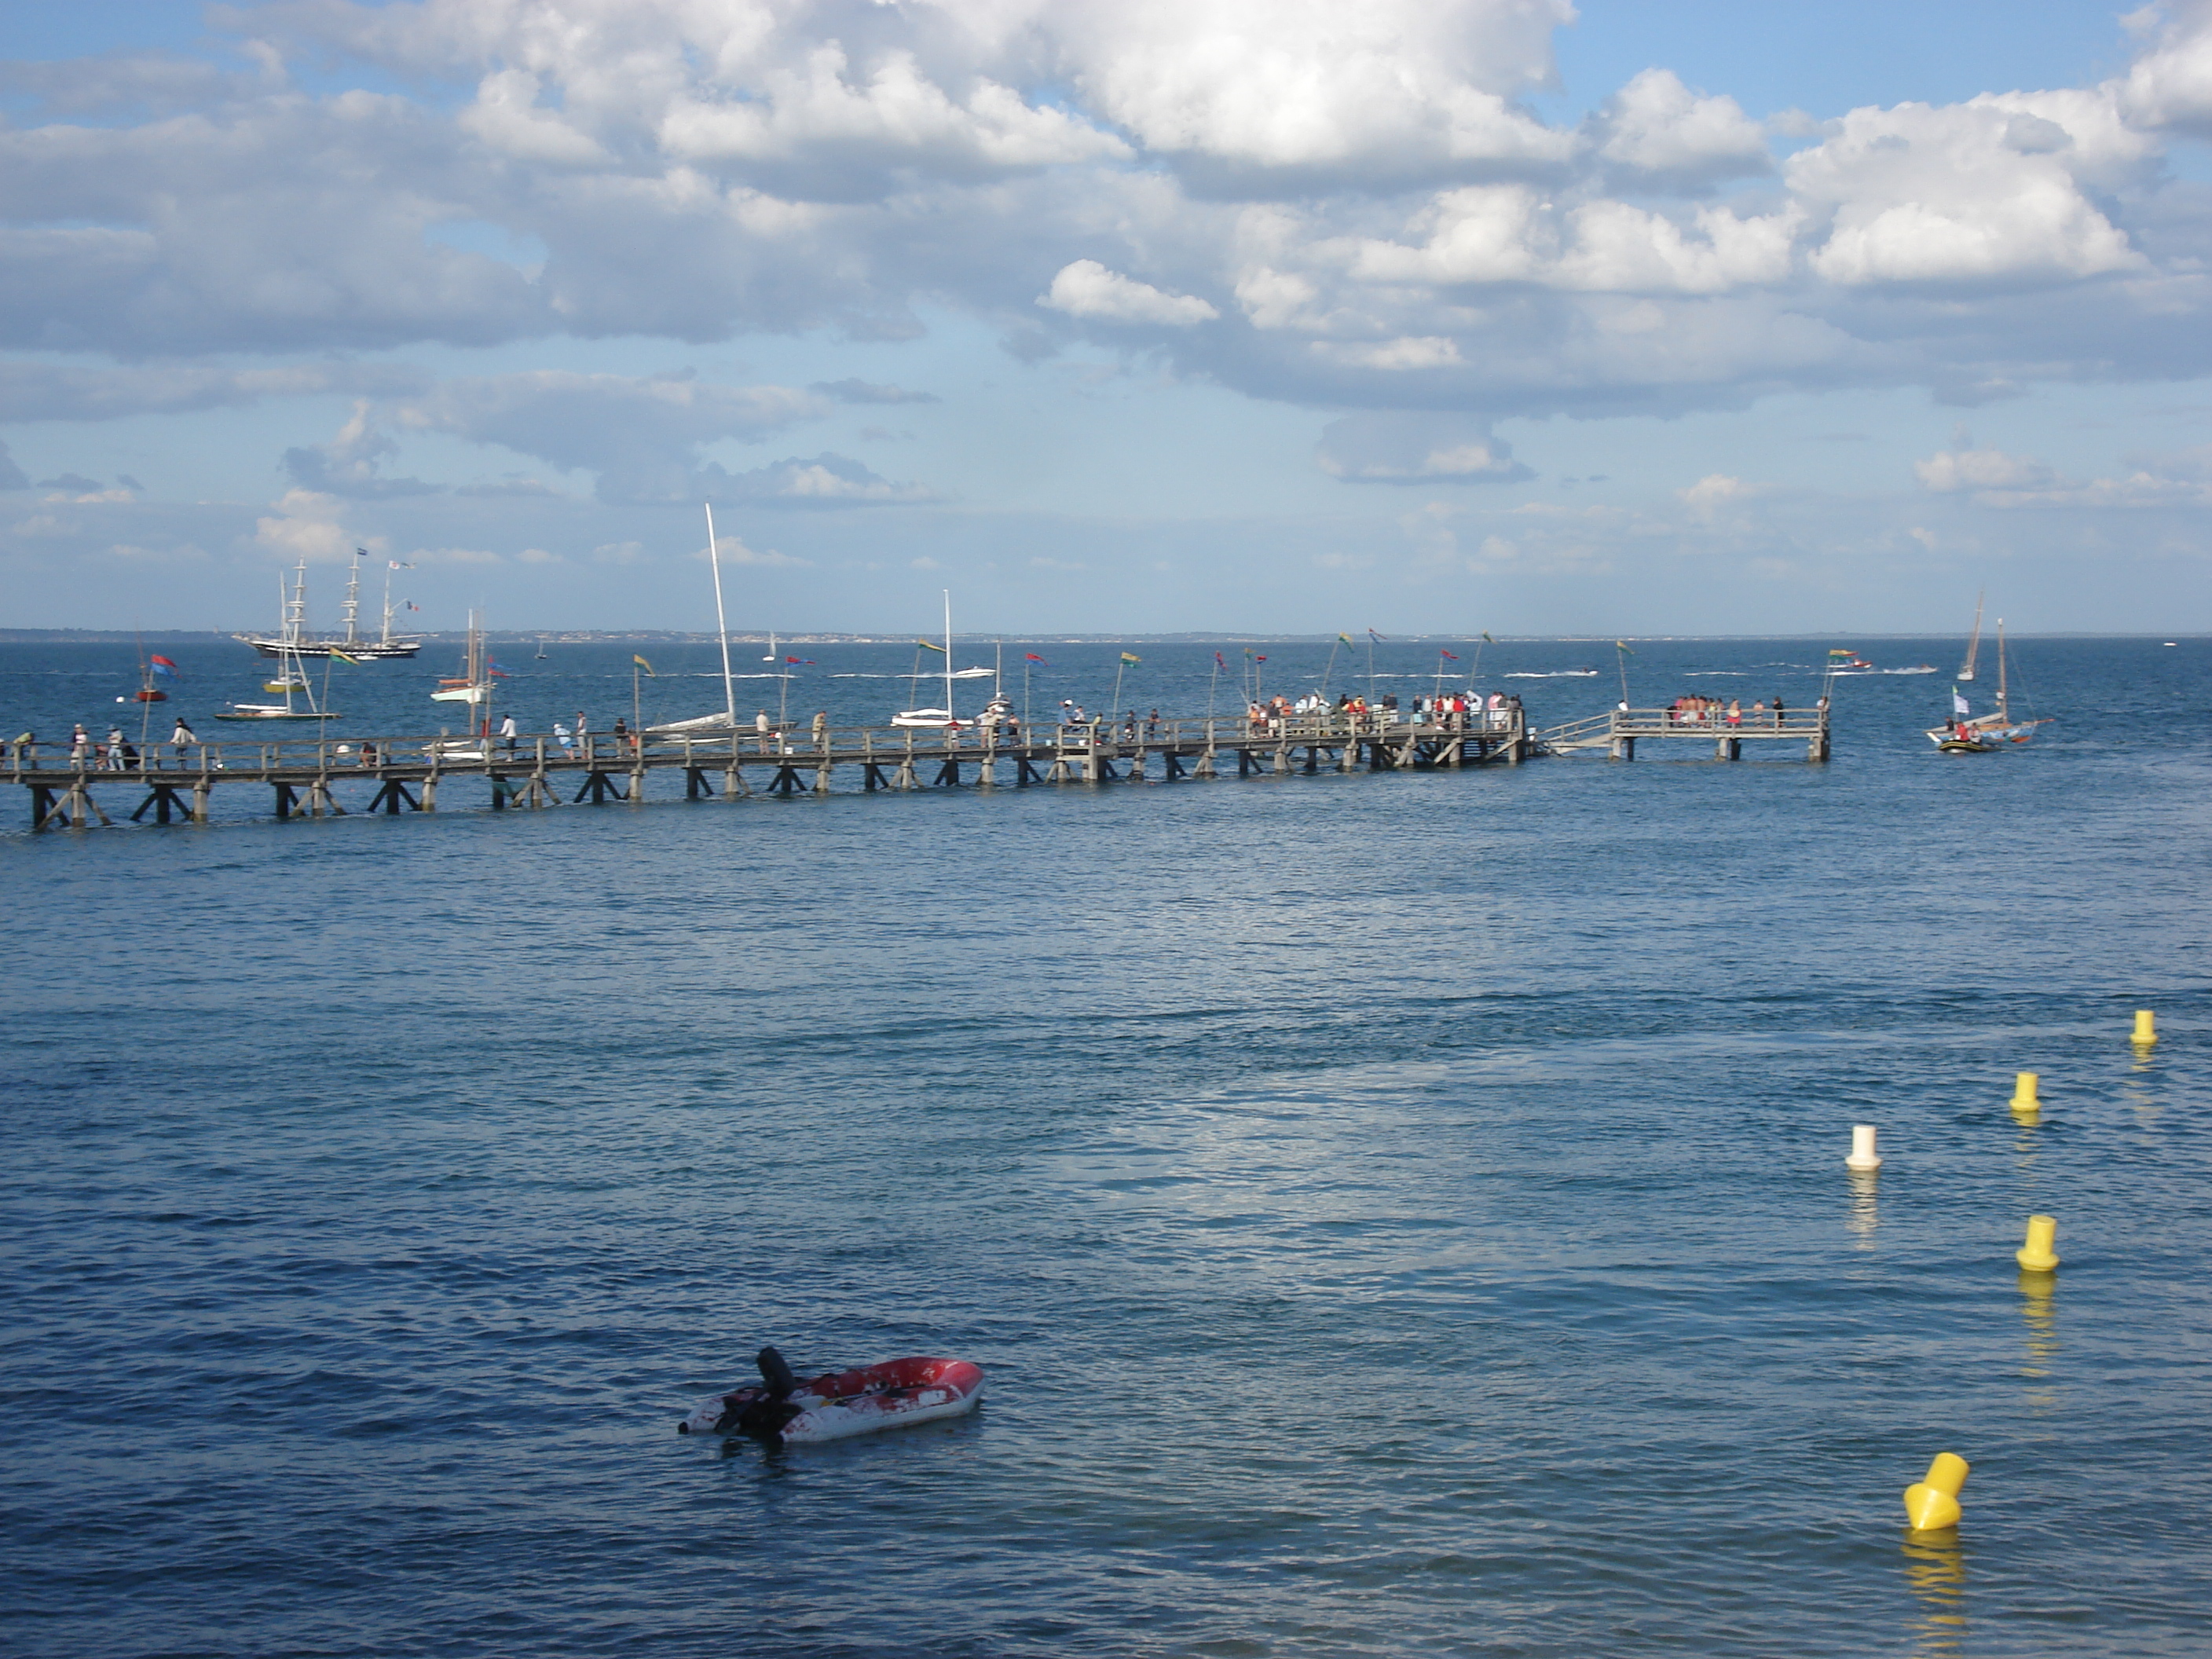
[282,402,441,497]
[1591,69,1770,186]
[1914,444,2059,493]
[1040,260,1220,326]
[1316,414,1533,483]
[0,0,2206,460]
[397,369,828,500]
[703,452,934,507]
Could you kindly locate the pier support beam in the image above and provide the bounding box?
[130,783,192,824]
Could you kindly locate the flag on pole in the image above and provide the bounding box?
[917,638,947,653]
[1368,628,1385,641]
[633,654,655,676]
[487,663,511,677]
[148,655,179,678]
[1024,653,1047,664]
[1440,650,1459,661]
[1829,647,1855,657]
[389,560,413,570]
[1120,651,1141,665]
[328,649,362,665]
[1337,632,1354,647]
[1214,651,1226,668]
[1481,631,1495,643]
[1616,640,1635,654]
[1952,687,1971,716]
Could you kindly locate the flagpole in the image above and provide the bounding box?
[1470,632,1489,694]
[632,661,642,741]
[1207,653,1220,723]
[1320,635,1339,703]
[1111,655,1126,717]
[1616,640,1632,707]
[1365,632,1375,705]
[1434,650,1447,705]
[704,503,735,727]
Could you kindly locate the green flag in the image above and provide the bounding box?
[1482,631,1495,643]
[1120,651,1141,665]
[633,654,655,676]
[328,648,361,665]
[1337,632,1353,647]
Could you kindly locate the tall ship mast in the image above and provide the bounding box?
[236,549,423,658]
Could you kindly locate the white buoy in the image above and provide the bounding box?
[1845,1124,1882,1171]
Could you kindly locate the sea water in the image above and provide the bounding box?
[2,636,2208,1657]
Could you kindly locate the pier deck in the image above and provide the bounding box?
[1535,705,1829,763]
[11,711,1528,830]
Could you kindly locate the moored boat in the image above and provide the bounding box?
[678,1351,984,1443]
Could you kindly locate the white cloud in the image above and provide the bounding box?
[1914,445,2058,492]
[1678,474,1756,518]
[1316,414,1531,482]
[1593,69,1770,185]
[1039,260,1218,326]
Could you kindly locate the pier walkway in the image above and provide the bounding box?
[1535,705,1829,762]
[10,709,1528,830]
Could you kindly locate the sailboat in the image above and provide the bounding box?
[893,592,960,727]
[1957,591,1984,682]
[240,551,423,658]
[650,504,747,734]
[1927,619,2048,751]
[217,568,339,720]
[430,612,500,703]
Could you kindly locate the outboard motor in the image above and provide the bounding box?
[713,1345,806,1440]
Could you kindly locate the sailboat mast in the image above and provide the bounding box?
[704,503,736,726]
[341,550,363,646]
[942,590,954,723]
[380,560,395,645]
[1961,591,1983,680]
[1995,619,2008,721]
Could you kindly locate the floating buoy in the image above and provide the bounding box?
[1845,1124,1882,1171]
[2010,1071,2040,1121]
[1903,1452,1969,1532]
[2016,1214,2060,1273]
[2133,1010,2157,1048]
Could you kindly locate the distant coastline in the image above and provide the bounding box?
[0,628,2192,646]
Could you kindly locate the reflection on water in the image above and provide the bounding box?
[2126,1052,2162,1133]
[1847,1169,1879,1249]
[1902,1533,1968,1657]
[2020,1269,2061,1413]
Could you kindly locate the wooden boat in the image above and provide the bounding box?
[1928,619,2047,752]
[678,1353,983,1443]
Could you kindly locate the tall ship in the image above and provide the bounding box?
[238,550,423,659]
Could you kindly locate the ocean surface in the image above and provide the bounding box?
[3,635,2208,1657]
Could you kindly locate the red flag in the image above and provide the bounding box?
[1440,650,1459,660]
[1024,653,1046,662]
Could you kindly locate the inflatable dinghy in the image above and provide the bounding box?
[679,1349,983,1444]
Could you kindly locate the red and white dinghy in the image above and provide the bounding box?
[679,1356,984,1443]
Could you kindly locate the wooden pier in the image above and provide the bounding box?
[9,709,1529,830]
[1535,705,1829,763]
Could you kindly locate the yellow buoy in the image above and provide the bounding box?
[2016,1214,2060,1273]
[2133,1009,2157,1047]
[2009,1072,2039,1109]
[1903,1452,1969,1532]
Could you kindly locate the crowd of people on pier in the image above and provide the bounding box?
[1660,695,1819,727]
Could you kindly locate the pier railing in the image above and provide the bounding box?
[8,707,1530,830]
[1534,705,1829,762]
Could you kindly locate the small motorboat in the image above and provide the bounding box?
[678,1347,983,1443]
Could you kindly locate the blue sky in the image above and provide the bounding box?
[2,0,2210,635]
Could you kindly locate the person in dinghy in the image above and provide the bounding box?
[679,1346,984,1443]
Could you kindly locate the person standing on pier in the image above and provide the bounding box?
[756,709,772,752]
[574,711,589,760]
[500,714,517,758]
[1772,697,1785,727]
[70,723,89,765]
[170,716,196,769]
[811,710,828,748]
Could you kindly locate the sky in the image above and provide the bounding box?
[2,0,2210,636]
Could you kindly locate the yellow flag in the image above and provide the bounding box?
[633,654,654,676]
